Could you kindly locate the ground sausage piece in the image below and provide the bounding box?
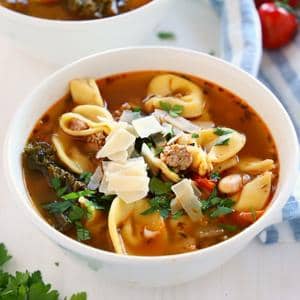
[68,118,89,131]
[160,144,193,171]
[86,131,105,150]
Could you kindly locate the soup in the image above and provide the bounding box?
[0,0,151,20]
[23,71,279,256]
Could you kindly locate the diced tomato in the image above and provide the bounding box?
[192,174,216,193]
[229,210,265,227]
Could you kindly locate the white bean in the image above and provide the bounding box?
[218,174,243,194]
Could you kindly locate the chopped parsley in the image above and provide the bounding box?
[172,210,184,220]
[210,172,221,181]
[159,101,184,117]
[132,106,142,112]
[215,137,230,146]
[0,243,87,299]
[141,195,172,219]
[141,177,176,219]
[157,31,176,40]
[79,172,92,184]
[220,224,238,232]
[214,127,232,136]
[44,177,114,242]
[76,223,91,242]
[149,177,172,195]
[192,133,199,138]
[0,243,11,267]
[201,188,235,218]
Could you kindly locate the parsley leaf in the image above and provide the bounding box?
[132,107,141,112]
[220,224,238,232]
[149,177,172,195]
[76,223,91,242]
[50,177,61,191]
[43,201,73,214]
[159,101,184,117]
[210,206,234,218]
[210,172,221,181]
[0,243,11,267]
[201,188,235,218]
[191,133,199,138]
[157,31,176,40]
[214,127,232,136]
[169,104,184,117]
[70,292,87,300]
[215,137,230,146]
[61,190,95,200]
[68,206,85,223]
[172,210,184,220]
[79,172,92,184]
[141,195,172,219]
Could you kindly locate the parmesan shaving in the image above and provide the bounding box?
[171,179,203,221]
[132,115,163,138]
[96,127,136,162]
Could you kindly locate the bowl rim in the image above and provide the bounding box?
[4,46,299,264]
[0,0,162,26]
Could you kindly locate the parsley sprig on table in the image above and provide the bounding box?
[0,243,87,300]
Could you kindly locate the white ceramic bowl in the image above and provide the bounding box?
[0,0,170,65]
[4,47,299,286]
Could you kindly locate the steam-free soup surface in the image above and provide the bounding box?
[0,0,151,20]
[23,71,278,256]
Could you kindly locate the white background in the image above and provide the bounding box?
[1,0,300,299]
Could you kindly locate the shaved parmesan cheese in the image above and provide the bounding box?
[96,127,136,162]
[87,166,103,190]
[153,109,200,133]
[99,158,149,203]
[170,197,182,214]
[132,115,163,138]
[107,151,128,162]
[171,179,203,221]
[108,175,149,192]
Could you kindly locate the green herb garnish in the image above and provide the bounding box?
[149,177,172,195]
[220,224,238,232]
[157,31,176,40]
[79,172,92,184]
[43,201,73,214]
[0,243,11,267]
[132,107,142,112]
[201,188,235,218]
[172,210,184,220]
[159,101,184,117]
[141,195,172,219]
[0,244,87,299]
[210,172,221,181]
[214,127,232,136]
[76,223,91,242]
[192,133,199,138]
[215,137,230,146]
[210,206,233,218]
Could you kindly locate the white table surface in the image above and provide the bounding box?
[1,1,300,298]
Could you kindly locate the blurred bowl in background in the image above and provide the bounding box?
[0,0,170,65]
